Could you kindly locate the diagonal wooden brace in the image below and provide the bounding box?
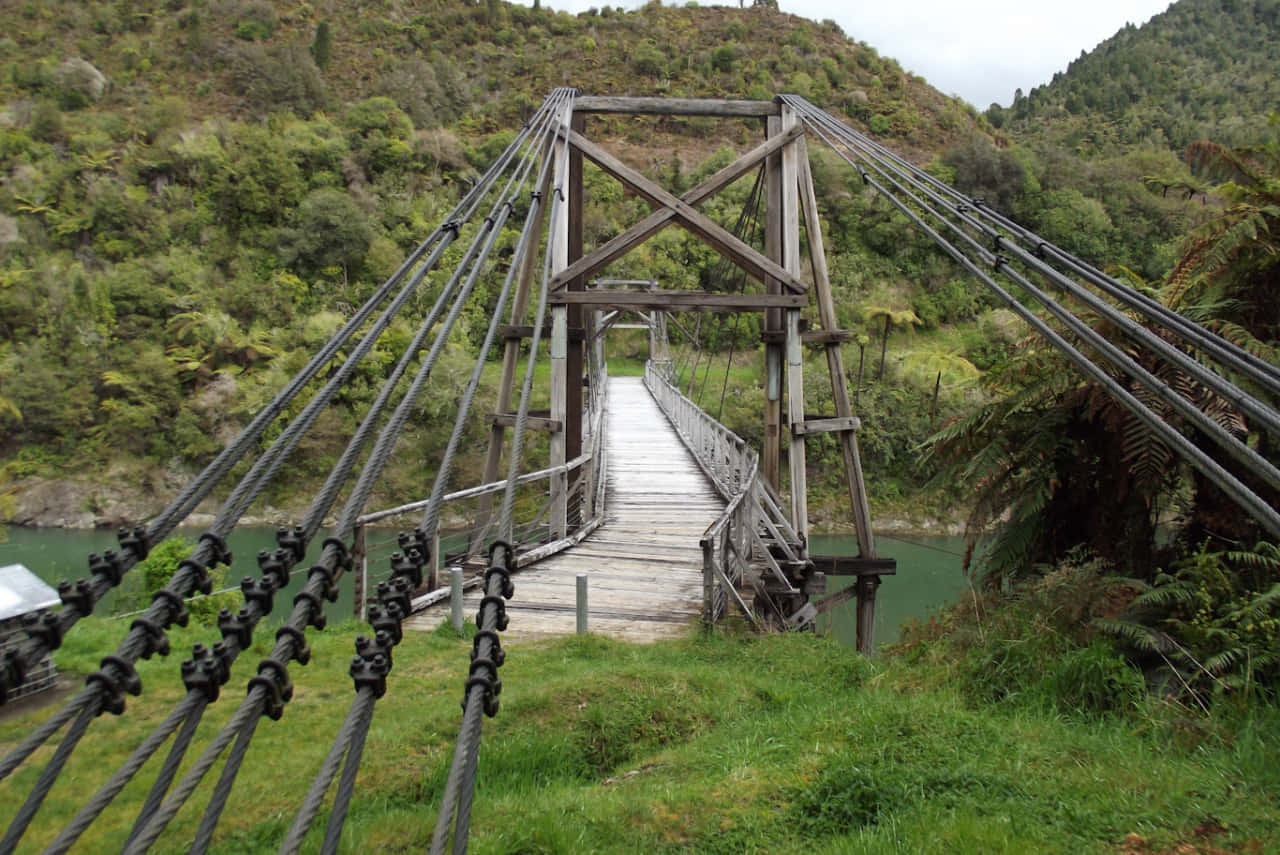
[560,128,809,295]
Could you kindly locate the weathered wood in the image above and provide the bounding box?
[763,114,784,494]
[408,377,724,643]
[791,416,862,436]
[567,130,809,294]
[794,129,878,560]
[760,329,853,345]
[573,95,779,117]
[550,290,806,311]
[485,412,562,432]
[551,125,805,289]
[566,109,586,519]
[809,555,898,576]
[499,324,585,341]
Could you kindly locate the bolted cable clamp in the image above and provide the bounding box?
[275,625,312,666]
[199,532,232,568]
[376,578,413,624]
[129,617,171,659]
[256,548,292,591]
[463,664,502,718]
[177,558,213,597]
[0,650,24,705]
[323,538,352,575]
[23,610,63,650]
[389,551,424,589]
[471,630,505,668]
[293,590,328,631]
[88,551,126,587]
[181,642,232,702]
[479,595,509,632]
[151,588,190,629]
[367,603,404,647]
[241,577,278,615]
[484,566,514,600]
[58,578,97,616]
[248,658,293,721]
[350,652,390,699]
[87,655,142,716]
[276,525,306,564]
[217,607,255,650]
[118,526,150,562]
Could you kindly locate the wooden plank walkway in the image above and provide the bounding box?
[404,376,722,642]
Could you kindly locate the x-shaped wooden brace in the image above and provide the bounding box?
[550,124,809,294]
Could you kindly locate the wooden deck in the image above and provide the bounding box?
[405,376,721,642]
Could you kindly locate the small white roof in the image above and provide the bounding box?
[0,564,61,623]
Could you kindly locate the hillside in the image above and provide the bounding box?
[990,0,1279,153]
[0,0,994,523]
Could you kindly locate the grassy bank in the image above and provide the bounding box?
[2,613,1276,854]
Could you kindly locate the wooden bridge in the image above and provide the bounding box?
[408,376,719,642]
[4,90,1278,854]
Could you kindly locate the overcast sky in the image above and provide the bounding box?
[527,0,1175,108]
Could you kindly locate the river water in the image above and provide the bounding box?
[1,526,970,648]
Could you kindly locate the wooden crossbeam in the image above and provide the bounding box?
[809,555,898,576]
[573,96,779,117]
[760,329,853,345]
[791,416,861,436]
[552,125,805,289]
[550,290,806,312]
[498,324,585,342]
[485,412,562,432]
[565,130,809,295]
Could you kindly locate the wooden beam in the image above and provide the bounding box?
[791,416,862,436]
[809,555,898,576]
[567,130,809,294]
[485,412,562,432]
[550,290,806,312]
[499,324,585,341]
[795,130,877,559]
[551,124,805,290]
[573,96,779,117]
[761,329,853,345]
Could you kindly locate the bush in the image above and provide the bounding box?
[231,44,328,117]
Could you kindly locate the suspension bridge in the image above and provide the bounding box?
[2,90,1278,853]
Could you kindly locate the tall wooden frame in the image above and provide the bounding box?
[481,95,885,648]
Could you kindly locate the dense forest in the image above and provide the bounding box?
[990,0,1279,153]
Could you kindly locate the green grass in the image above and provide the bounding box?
[1,618,1276,853]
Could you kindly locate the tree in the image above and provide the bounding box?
[310,21,333,71]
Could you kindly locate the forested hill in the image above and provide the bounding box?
[0,0,989,520]
[989,0,1279,153]
[0,0,980,150]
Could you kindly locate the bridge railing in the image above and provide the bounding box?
[351,363,609,619]
[645,361,802,625]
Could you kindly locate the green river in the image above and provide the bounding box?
[1,527,970,649]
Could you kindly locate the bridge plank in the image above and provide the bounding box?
[408,376,723,642]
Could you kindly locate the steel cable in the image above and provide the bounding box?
[0,701,97,854]
[786,96,1280,421]
[790,104,1280,536]
[790,101,1280,496]
[838,116,1280,393]
[41,695,206,855]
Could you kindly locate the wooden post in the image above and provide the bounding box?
[549,102,572,540]
[794,129,877,560]
[352,523,367,622]
[763,114,784,492]
[566,109,586,529]
[429,532,441,592]
[785,308,808,547]
[855,574,880,655]
[576,573,589,634]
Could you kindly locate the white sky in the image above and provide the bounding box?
[526,0,1175,108]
